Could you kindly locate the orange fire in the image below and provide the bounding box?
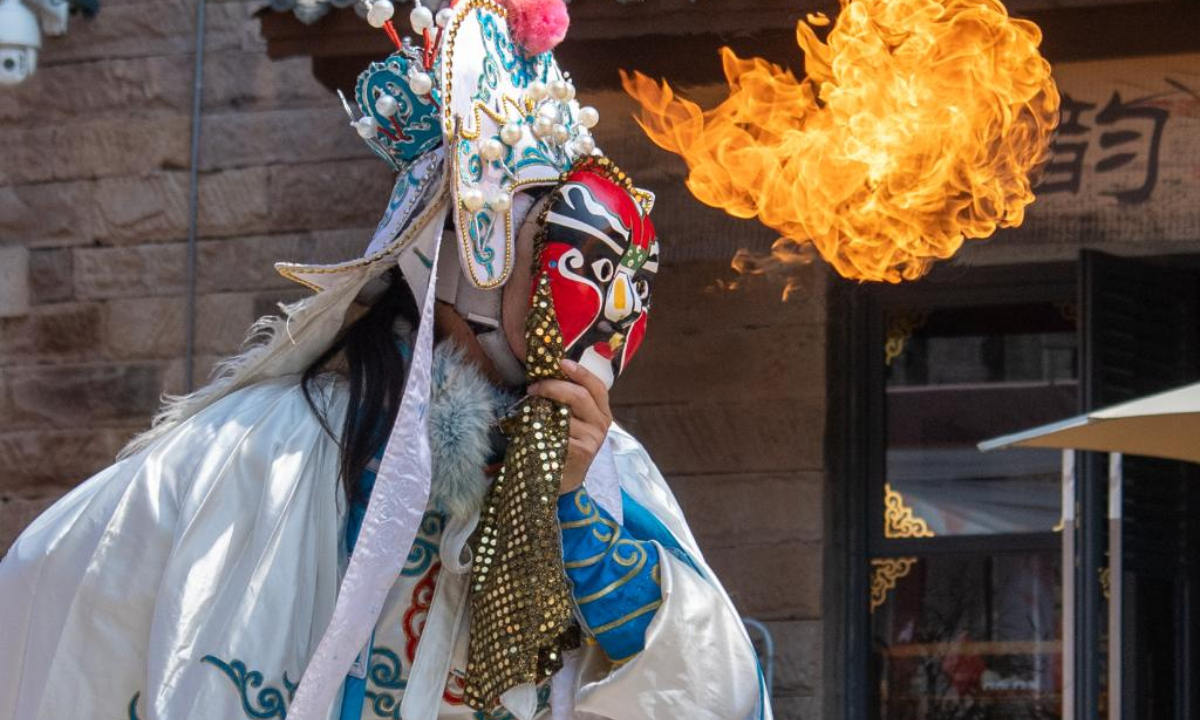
[716,240,815,301]
[622,0,1060,284]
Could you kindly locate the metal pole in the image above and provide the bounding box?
[184,0,208,392]
[1062,449,1076,720]
[1077,451,1106,720]
[1107,453,1123,720]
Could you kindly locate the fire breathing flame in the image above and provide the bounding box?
[622,0,1060,284]
[716,240,815,301]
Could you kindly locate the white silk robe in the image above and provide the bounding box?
[0,377,771,720]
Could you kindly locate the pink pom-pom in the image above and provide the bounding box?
[503,0,569,56]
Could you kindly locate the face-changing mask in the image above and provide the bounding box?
[534,158,660,389]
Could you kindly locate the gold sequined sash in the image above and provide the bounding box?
[462,273,580,711]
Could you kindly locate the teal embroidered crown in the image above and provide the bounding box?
[343,45,442,170]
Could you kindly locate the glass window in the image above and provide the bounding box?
[885,303,1077,536]
[872,551,1062,720]
[870,298,1074,720]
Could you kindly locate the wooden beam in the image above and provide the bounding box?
[256,0,831,60]
[558,0,823,41]
[261,1,1200,93]
[258,6,393,60]
[548,0,1200,90]
[257,0,1173,57]
[563,0,1165,40]
[1031,0,1200,63]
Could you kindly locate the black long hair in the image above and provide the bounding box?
[302,269,420,505]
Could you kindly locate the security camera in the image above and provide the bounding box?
[0,0,41,86]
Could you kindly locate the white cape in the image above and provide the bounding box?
[0,377,771,720]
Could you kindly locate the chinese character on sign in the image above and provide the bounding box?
[1093,92,1169,204]
[1039,91,1170,205]
[1040,95,1096,195]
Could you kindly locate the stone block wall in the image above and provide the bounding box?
[591,86,829,719]
[0,0,390,548]
[0,8,829,719]
[610,260,827,720]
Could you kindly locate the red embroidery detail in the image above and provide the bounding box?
[444,670,467,705]
[404,561,441,662]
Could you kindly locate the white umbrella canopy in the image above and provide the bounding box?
[978,381,1200,464]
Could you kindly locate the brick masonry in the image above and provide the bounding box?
[0,5,827,720]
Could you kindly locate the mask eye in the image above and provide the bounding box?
[635,278,651,301]
[591,258,615,283]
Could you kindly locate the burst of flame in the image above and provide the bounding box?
[715,240,815,301]
[622,0,1060,284]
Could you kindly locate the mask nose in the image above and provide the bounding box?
[605,273,640,323]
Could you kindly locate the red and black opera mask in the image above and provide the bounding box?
[535,160,659,389]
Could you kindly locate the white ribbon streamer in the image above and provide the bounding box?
[288,208,446,720]
[400,566,471,720]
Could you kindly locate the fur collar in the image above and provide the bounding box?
[428,342,515,519]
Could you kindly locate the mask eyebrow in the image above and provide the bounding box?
[544,211,626,255]
[556,184,630,247]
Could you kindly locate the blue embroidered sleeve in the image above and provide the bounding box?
[619,488,705,580]
[557,488,663,663]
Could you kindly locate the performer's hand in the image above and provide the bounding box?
[528,360,613,495]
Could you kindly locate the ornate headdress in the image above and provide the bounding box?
[266,2,661,719]
[277,0,617,283]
